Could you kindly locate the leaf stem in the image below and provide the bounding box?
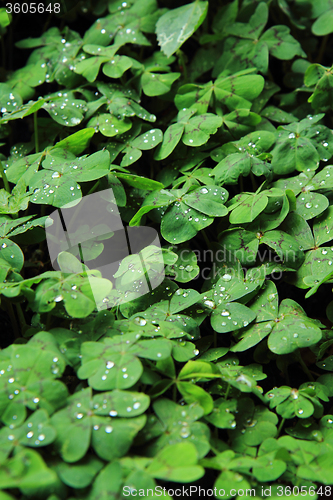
[177,50,187,83]
[250,171,257,191]
[201,229,210,248]
[15,303,27,334]
[3,298,20,339]
[0,159,10,193]
[87,179,100,196]
[298,354,315,382]
[46,311,52,331]
[239,175,244,193]
[34,112,39,153]
[277,417,285,437]
[317,35,328,65]
[173,382,177,402]
[225,383,230,400]
[1,36,6,71]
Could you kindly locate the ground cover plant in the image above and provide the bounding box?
[2,0,333,498]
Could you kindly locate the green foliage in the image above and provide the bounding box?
[1,0,333,497]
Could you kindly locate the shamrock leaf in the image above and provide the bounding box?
[0,84,22,114]
[266,383,327,419]
[175,70,265,114]
[29,149,110,207]
[50,387,146,462]
[155,109,222,160]
[0,409,56,464]
[42,91,87,127]
[77,332,172,390]
[228,397,278,447]
[304,64,333,112]
[146,442,204,482]
[214,3,305,75]
[0,332,68,418]
[156,1,208,58]
[232,282,322,354]
[143,399,210,458]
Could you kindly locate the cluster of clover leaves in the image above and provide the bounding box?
[2,0,333,498]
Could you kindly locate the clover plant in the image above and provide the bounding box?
[1,0,333,497]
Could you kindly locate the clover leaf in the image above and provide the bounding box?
[77,333,172,390]
[0,332,68,418]
[232,281,322,354]
[131,185,228,244]
[214,3,305,75]
[155,109,222,160]
[156,1,208,58]
[50,387,146,462]
[30,149,110,207]
[146,442,204,482]
[143,399,210,458]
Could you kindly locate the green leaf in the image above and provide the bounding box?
[267,299,322,355]
[261,26,306,60]
[211,302,256,334]
[271,132,320,175]
[161,202,213,244]
[142,71,180,96]
[146,399,210,458]
[156,1,208,58]
[205,398,237,429]
[52,128,95,155]
[103,55,134,79]
[0,84,22,114]
[77,334,172,390]
[43,92,86,127]
[295,192,329,220]
[88,113,132,137]
[165,247,199,282]
[260,230,304,269]
[30,149,110,207]
[312,9,333,36]
[0,449,56,489]
[50,388,146,462]
[305,64,333,112]
[229,192,268,224]
[54,455,104,489]
[146,442,204,482]
[177,382,213,414]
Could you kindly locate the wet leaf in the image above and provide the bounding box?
[156,1,208,58]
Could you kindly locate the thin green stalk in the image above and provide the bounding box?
[0,159,10,193]
[34,112,39,153]
[299,355,315,382]
[15,303,27,334]
[201,229,210,248]
[277,417,285,437]
[1,36,5,71]
[250,171,258,191]
[46,311,52,331]
[178,50,188,83]
[225,383,230,400]
[86,179,100,196]
[317,35,328,64]
[3,298,20,339]
[213,329,217,349]
[239,175,244,193]
[173,382,177,402]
